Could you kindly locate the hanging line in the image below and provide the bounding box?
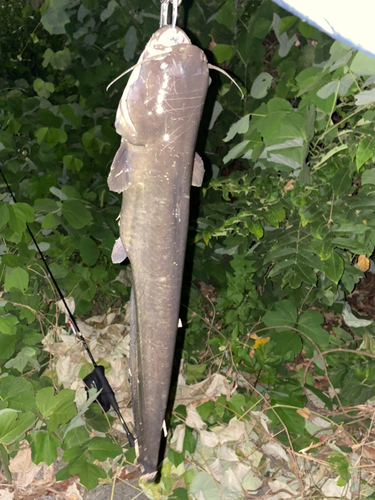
[0,168,135,447]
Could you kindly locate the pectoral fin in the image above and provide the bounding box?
[111,237,128,263]
[192,153,205,187]
[108,139,130,193]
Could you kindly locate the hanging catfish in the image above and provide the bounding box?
[107,24,210,480]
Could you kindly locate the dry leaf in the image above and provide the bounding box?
[9,441,41,489]
[363,445,375,460]
[268,479,297,496]
[217,444,238,462]
[175,373,228,406]
[261,442,289,462]
[217,417,246,444]
[200,430,219,448]
[186,405,207,431]
[221,468,242,496]
[208,34,217,51]
[357,254,370,272]
[170,424,186,453]
[321,477,352,499]
[56,296,75,323]
[0,490,14,500]
[296,407,312,420]
[64,482,83,500]
[284,179,295,191]
[205,458,224,481]
[250,333,270,350]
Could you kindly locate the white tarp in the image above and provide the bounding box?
[272,0,375,58]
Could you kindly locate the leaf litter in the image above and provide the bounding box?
[2,297,375,500]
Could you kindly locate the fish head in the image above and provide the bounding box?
[115,26,209,147]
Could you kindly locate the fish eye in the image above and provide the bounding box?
[160,62,169,70]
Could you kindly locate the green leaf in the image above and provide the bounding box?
[316,80,339,99]
[0,315,18,335]
[267,97,293,113]
[42,47,71,70]
[62,444,87,464]
[36,388,77,432]
[356,138,375,170]
[29,432,60,465]
[331,167,352,195]
[223,140,250,164]
[223,115,250,142]
[42,213,59,229]
[362,169,375,185]
[185,363,207,383]
[322,251,344,284]
[46,128,68,146]
[228,394,246,415]
[0,132,14,156]
[0,203,10,230]
[0,410,18,442]
[356,89,375,105]
[12,202,34,222]
[62,200,93,229]
[340,381,375,406]
[0,377,36,412]
[123,26,138,62]
[311,234,334,261]
[351,51,375,76]
[33,78,55,98]
[183,427,196,453]
[4,268,29,292]
[267,330,302,360]
[64,426,90,449]
[212,44,236,64]
[298,310,330,347]
[215,0,237,32]
[79,237,100,266]
[169,488,189,500]
[328,452,351,484]
[9,203,34,234]
[0,443,12,484]
[100,0,118,21]
[35,127,48,144]
[41,0,70,35]
[70,456,107,489]
[0,410,36,445]
[263,300,297,331]
[283,263,317,289]
[270,405,305,434]
[196,401,215,422]
[63,155,83,172]
[4,347,40,373]
[88,437,122,461]
[251,72,273,99]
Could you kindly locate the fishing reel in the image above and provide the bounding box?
[83,365,135,448]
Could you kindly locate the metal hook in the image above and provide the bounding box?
[159,0,182,28]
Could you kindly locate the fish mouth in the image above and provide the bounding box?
[144,26,191,58]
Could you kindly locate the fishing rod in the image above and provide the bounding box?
[0,168,135,448]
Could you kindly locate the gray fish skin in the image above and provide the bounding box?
[108,25,209,478]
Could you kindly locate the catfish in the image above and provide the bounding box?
[107,24,209,480]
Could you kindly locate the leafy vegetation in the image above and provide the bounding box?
[1,0,375,497]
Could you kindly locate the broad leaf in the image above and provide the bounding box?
[88,437,122,461]
[62,200,93,229]
[29,432,61,465]
[4,268,29,292]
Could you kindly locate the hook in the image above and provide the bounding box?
[159,0,182,28]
